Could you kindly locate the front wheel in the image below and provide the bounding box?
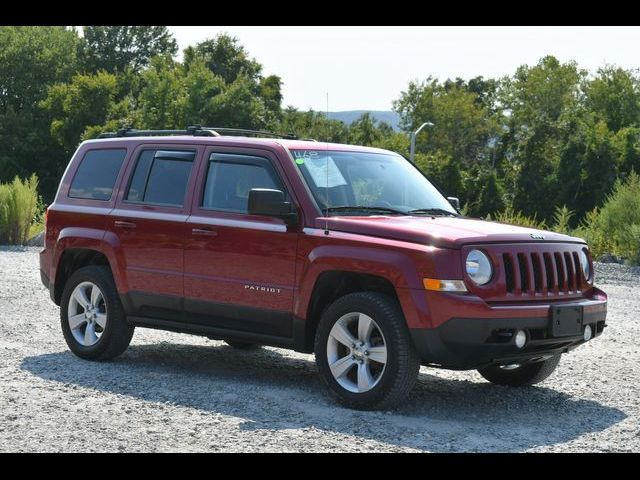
[477,354,561,386]
[314,292,420,410]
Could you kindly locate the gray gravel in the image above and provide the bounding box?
[1,246,639,452]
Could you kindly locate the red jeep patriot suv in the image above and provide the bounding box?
[39,126,608,409]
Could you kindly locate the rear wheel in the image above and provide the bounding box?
[477,354,561,386]
[314,292,420,410]
[60,266,134,360]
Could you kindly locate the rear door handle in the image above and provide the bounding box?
[114,220,137,229]
[192,227,217,237]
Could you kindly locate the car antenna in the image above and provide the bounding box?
[324,91,330,235]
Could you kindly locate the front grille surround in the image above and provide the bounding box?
[462,243,591,302]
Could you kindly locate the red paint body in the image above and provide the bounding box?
[40,136,608,362]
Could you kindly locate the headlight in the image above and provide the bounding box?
[465,249,493,285]
[579,249,591,283]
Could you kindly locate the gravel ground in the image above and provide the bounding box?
[1,246,638,452]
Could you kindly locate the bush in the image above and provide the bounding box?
[0,174,42,245]
[551,205,575,235]
[574,172,640,264]
[487,206,547,230]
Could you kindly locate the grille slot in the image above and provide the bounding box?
[572,251,582,289]
[554,252,565,291]
[517,253,529,293]
[503,253,515,293]
[543,253,555,292]
[564,252,575,292]
[531,253,543,293]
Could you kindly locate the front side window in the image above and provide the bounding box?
[69,149,127,201]
[125,150,195,207]
[202,153,283,213]
[291,149,457,216]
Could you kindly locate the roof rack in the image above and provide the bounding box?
[97,125,299,140]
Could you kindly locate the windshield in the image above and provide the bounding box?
[290,149,457,216]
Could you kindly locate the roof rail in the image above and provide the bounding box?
[97,125,300,140]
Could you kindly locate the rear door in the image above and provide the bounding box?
[110,144,202,321]
[183,147,299,338]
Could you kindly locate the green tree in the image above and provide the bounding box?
[0,26,80,199]
[349,113,392,146]
[276,108,349,142]
[500,56,586,221]
[40,71,119,152]
[183,34,262,84]
[80,26,177,74]
[394,77,499,167]
[584,66,640,132]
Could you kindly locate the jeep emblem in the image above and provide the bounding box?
[531,233,545,240]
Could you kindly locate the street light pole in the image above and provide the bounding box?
[409,121,434,164]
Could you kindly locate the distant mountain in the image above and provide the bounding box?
[327,110,401,131]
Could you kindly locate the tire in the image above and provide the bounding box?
[224,340,262,350]
[60,265,134,361]
[314,292,420,410]
[477,354,561,386]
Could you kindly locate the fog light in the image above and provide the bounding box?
[515,330,527,349]
[583,325,592,342]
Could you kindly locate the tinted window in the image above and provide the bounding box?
[69,149,127,200]
[202,153,282,213]
[125,150,195,207]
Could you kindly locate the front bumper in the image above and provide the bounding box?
[409,287,607,370]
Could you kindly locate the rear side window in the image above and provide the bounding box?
[69,149,127,200]
[202,153,283,213]
[125,150,195,207]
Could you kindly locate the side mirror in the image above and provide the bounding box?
[447,196,460,210]
[248,188,297,225]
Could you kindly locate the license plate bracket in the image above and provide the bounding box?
[550,305,583,337]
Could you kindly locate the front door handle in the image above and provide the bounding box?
[114,220,137,229]
[192,227,217,237]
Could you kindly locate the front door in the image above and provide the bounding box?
[110,145,201,321]
[184,148,299,338]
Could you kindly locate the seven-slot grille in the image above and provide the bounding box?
[463,244,589,301]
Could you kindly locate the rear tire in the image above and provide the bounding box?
[314,292,420,410]
[60,266,134,361]
[224,340,262,350]
[477,354,561,386]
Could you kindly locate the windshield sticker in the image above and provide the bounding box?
[295,158,305,165]
[298,154,347,188]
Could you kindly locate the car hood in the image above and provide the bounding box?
[316,215,585,249]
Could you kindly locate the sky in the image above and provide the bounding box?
[168,26,640,112]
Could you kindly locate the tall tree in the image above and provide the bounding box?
[499,56,586,221]
[0,26,80,199]
[183,34,262,84]
[584,66,640,132]
[81,26,177,74]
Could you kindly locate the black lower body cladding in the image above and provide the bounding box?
[410,310,607,370]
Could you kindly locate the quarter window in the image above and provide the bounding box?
[125,150,195,207]
[69,149,127,201]
[202,153,283,213]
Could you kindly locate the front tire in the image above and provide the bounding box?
[314,292,420,410]
[60,266,134,361]
[477,354,561,386]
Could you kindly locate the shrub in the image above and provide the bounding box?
[0,174,42,245]
[551,205,575,235]
[574,172,640,264]
[487,206,547,230]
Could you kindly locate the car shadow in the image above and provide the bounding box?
[21,342,626,452]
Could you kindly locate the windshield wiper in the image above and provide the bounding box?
[325,205,408,216]
[407,208,459,217]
